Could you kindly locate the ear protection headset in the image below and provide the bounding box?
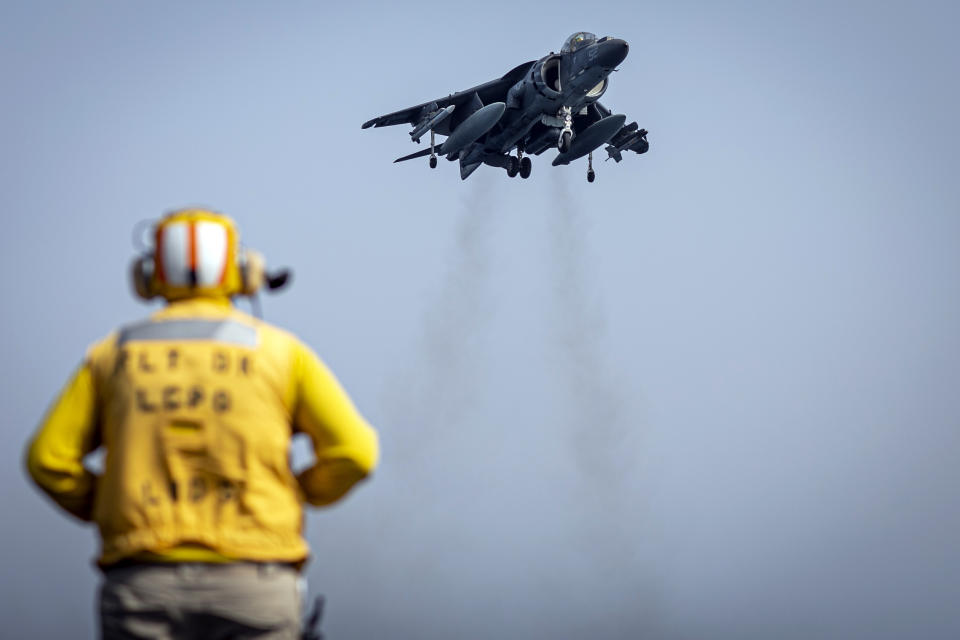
[131,209,273,301]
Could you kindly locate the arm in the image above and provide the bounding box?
[24,363,100,522]
[291,343,379,507]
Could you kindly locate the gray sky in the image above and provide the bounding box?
[2,1,959,638]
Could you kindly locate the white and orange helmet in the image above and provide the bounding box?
[131,209,265,301]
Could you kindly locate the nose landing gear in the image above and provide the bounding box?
[587,151,596,183]
[557,106,574,153]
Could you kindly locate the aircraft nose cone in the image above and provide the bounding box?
[597,38,629,68]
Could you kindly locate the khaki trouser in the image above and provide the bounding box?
[100,563,301,640]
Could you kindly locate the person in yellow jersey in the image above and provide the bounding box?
[25,208,379,639]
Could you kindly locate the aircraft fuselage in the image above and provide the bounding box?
[474,38,629,161]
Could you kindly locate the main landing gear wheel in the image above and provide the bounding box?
[558,130,573,154]
[586,151,595,182]
[519,156,532,179]
[506,156,520,178]
[429,156,438,169]
[587,170,596,183]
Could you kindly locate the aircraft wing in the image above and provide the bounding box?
[361,60,535,129]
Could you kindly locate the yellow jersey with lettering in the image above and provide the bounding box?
[25,298,379,567]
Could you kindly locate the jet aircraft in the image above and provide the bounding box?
[362,32,650,182]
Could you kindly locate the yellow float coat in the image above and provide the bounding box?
[25,299,379,566]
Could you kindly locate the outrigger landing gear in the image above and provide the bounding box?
[557,106,573,153]
[587,151,596,183]
[429,130,438,169]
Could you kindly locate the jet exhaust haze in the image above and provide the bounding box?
[385,176,501,463]
[371,177,660,638]
[545,174,638,485]
[541,174,660,636]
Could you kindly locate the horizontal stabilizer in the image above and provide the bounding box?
[394,148,438,163]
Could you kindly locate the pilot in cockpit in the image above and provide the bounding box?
[562,32,597,53]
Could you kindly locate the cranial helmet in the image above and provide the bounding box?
[131,208,265,301]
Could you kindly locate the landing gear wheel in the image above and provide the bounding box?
[429,156,438,169]
[506,156,520,178]
[519,156,532,179]
[587,170,596,183]
[558,130,573,154]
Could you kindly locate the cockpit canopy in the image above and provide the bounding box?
[561,32,597,53]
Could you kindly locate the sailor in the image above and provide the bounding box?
[25,208,379,639]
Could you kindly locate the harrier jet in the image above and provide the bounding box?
[362,32,649,182]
